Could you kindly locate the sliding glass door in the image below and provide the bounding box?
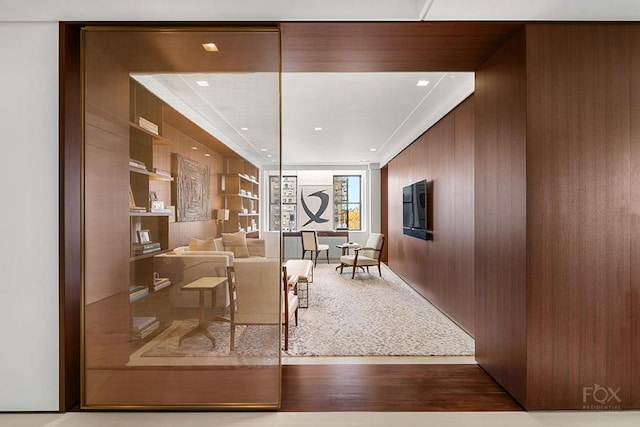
[82,27,281,408]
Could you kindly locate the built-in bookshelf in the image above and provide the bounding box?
[128,81,174,340]
[221,157,260,237]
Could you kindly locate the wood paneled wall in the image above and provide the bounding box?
[281,22,521,72]
[387,96,475,335]
[476,24,640,409]
[525,23,637,410]
[159,120,224,247]
[380,166,388,262]
[631,25,640,410]
[474,28,528,405]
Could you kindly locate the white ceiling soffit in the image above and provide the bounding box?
[283,72,474,167]
[423,0,640,21]
[3,0,640,21]
[0,0,420,21]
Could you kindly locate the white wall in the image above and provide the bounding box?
[262,165,379,260]
[0,22,59,410]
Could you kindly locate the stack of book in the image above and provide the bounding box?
[129,158,147,170]
[153,277,171,292]
[153,168,171,178]
[129,206,147,213]
[132,242,161,255]
[131,316,160,340]
[129,285,149,303]
[137,117,159,135]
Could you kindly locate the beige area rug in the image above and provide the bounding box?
[285,263,475,357]
[127,320,279,366]
[128,262,474,366]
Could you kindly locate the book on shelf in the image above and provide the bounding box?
[132,242,161,255]
[133,247,161,255]
[153,277,171,291]
[129,284,147,293]
[137,117,159,135]
[129,285,149,302]
[153,168,171,178]
[130,206,147,213]
[129,159,147,170]
[131,320,160,339]
[150,208,172,214]
[131,316,157,332]
[133,242,161,250]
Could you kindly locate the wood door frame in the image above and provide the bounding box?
[59,20,522,412]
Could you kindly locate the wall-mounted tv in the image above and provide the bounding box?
[402,179,433,241]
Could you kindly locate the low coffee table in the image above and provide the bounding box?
[179,276,228,348]
[336,242,361,272]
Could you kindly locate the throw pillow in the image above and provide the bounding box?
[213,237,224,252]
[222,231,250,258]
[188,237,215,251]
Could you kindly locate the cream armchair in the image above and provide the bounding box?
[339,233,385,279]
[225,258,299,351]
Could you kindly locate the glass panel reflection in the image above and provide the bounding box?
[83,28,281,408]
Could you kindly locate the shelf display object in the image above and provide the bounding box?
[221,157,260,237]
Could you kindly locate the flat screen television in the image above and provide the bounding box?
[402,179,432,240]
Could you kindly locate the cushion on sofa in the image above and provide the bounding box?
[222,231,250,258]
[213,237,224,252]
[188,237,215,251]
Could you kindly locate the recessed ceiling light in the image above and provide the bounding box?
[314,127,322,131]
[260,148,267,152]
[196,80,209,87]
[202,43,219,52]
[416,80,429,87]
[266,154,273,158]
[190,146,198,150]
[240,127,249,131]
[370,148,377,152]
[204,153,211,157]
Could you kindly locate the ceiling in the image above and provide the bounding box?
[4,0,640,22]
[112,0,640,168]
[133,71,474,167]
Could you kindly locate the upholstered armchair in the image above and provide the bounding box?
[301,230,329,266]
[225,258,299,351]
[339,233,385,279]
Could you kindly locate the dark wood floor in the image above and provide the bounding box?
[281,364,523,411]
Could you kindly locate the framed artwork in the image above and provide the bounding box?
[137,229,151,244]
[298,185,333,230]
[172,153,210,222]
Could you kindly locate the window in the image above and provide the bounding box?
[269,174,362,231]
[269,176,297,231]
[333,175,361,231]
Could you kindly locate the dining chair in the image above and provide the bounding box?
[300,230,330,266]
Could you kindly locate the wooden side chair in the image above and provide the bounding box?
[300,230,330,266]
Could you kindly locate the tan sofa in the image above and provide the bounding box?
[153,237,266,309]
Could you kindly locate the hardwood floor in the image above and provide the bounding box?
[281,364,522,412]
